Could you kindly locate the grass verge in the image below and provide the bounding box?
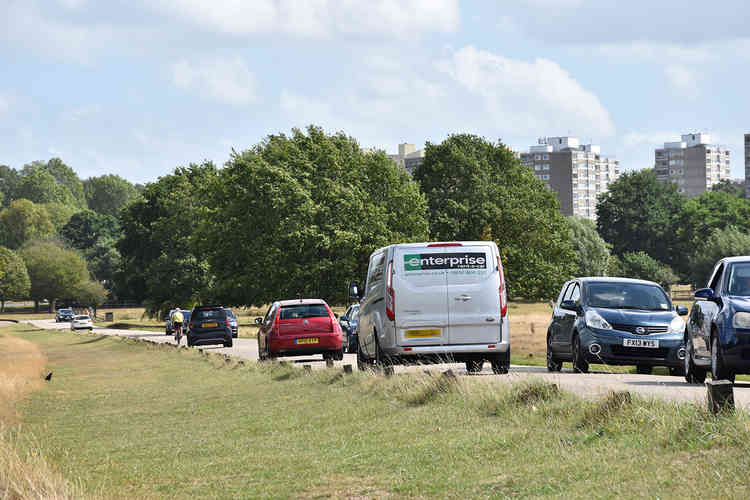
[5,323,750,498]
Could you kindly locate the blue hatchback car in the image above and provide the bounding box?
[685,256,750,383]
[547,277,688,375]
[338,304,359,353]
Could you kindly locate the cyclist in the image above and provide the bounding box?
[172,309,184,344]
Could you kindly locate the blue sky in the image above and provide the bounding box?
[2,0,749,183]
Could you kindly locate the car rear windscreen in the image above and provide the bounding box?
[193,309,226,321]
[280,304,329,320]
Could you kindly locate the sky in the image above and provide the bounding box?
[2,0,749,183]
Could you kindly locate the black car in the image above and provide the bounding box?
[187,305,233,348]
[55,308,74,322]
[685,256,750,383]
[224,308,238,338]
[339,304,359,353]
[547,277,688,375]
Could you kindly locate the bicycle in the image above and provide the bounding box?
[174,322,183,345]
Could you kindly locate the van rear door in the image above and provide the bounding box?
[445,244,501,345]
[392,246,449,346]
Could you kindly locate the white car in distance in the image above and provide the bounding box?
[71,315,93,331]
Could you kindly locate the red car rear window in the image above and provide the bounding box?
[280,305,329,320]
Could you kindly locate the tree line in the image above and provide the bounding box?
[0,159,139,311]
[3,125,748,316]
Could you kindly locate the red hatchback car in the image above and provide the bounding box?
[256,299,344,361]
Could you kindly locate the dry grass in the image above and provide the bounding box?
[0,330,81,500]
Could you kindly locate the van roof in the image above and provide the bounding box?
[370,241,498,254]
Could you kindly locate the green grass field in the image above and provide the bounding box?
[4,323,750,498]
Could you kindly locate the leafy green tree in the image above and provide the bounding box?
[711,179,745,198]
[83,174,139,217]
[567,216,611,277]
[72,279,108,310]
[21,241,90,312]
[0,199,55,249]
[689,226,750,287]
[62,210,120,250]
[42,202,77,233]
[620,251,679,290]
[413,134,575,300]
[16,159,86,208]
[197,126,429,307]
[61,210,122,289]
[0,165,19,207]
[0,246,30,312]
[673,191,750,279]
[118,163,218,315]
[596,169,684,268]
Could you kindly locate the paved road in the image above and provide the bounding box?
[27,319,750,408]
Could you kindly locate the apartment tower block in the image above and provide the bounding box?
[520,136,620,220]
[655,133,730,197]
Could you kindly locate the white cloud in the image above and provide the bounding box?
[438,45,615,137]
[150,0,459,39]
[0,95,9,115]
[172,57,257,106]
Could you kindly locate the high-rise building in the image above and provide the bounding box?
[745,134,750,198]
[389,143,425,174]
[520,136,619,220]
[654,133,730,197]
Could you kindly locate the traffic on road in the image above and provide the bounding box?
[36,241,750,408]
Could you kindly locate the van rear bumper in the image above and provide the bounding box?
[388,341,509,356]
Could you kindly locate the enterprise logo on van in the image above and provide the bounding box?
[404,253,487,271]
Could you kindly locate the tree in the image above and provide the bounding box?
[0,246,30,312]
[567,216,611,277]
[689,226,750,287]
[711,179,745,198]
[196,126,430,307]
[673,191,750,279]
[72,279,108,310]
[118,163,218,315]
[42,202,77,233]
[16,159,86,208]
[21,241,90,312]
[413,134,575,300]
[62,210,120,250]
[596,169,684,268]
[0,165,19,207]
[83,174,139,217]
[0,199,55,249]
[620,251,679,290]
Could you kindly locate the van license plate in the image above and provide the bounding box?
[405,328,441,338]
[623,338,659,348]
[296,338,319,345]
[203,322,217,328]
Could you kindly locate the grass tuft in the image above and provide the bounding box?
[579,390,633,428]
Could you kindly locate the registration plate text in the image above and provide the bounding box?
[623,338,659,348]
[203,322,217,328]
[296,337,319,345]
[405,328,442,338]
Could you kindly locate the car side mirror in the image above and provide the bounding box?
[694,288,715,300]
[340,315,348,322]
[560,300,580,313]
[255,317,263,325]
[676,305,688,316]
[349,281,361,300]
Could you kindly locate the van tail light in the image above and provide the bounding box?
[427,242,463,247]
[497,256,507,318]
[386,259,395,321]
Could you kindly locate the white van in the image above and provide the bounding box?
[350,241,510,374]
